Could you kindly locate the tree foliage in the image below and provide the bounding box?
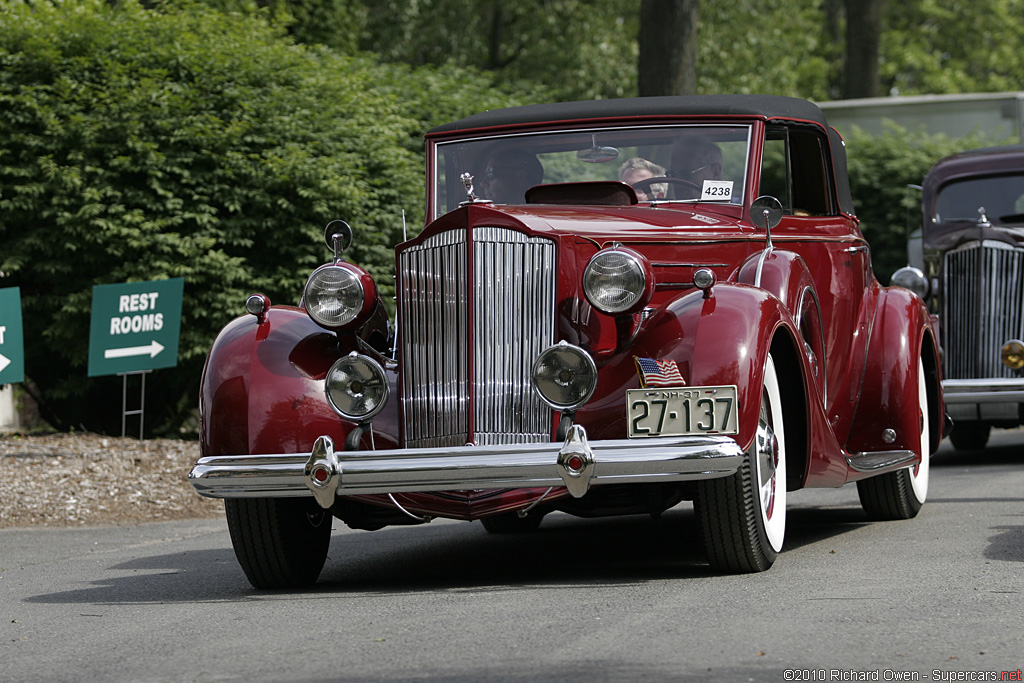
[359,0,639,101]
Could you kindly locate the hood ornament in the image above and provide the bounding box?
[459,172,491,206]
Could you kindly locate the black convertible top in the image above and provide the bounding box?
[427,94,855,218]
[427,95,830,135]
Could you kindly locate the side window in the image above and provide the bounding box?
[761,131,789,210]
[760,126,836,217]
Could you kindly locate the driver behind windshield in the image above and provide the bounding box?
[669,135,723,198]
[477,149,544,204]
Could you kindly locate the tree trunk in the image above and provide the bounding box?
[638,0,700,97]
[843,0,884,99]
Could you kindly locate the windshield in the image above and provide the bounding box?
[935,173,1024,223]
[431,125,751,220]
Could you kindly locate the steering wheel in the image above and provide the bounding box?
[631,176,701,200]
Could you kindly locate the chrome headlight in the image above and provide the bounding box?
[583,248,653,314]
[325,353,389,422]
[890,266,929,299]
[532,342,598,411]
[304,263,374,330]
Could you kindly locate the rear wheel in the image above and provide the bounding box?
[857,359,930,520]
[225,498,332,589]
[695,354,787,573]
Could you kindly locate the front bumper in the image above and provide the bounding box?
[942,378,1024,404]
[189,425,746,509]
[943,378,1024,422]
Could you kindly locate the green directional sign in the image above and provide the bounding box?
[0,287,25,384]
[88,278,184,377]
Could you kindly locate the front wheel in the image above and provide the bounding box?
[948,422,990,452]
[225,498,332,589]
[694,354,787,573]
[480,511,545,534]
[857,359,930,520]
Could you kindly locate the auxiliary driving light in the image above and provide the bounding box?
[1001,340,1024,370]
[325,353,389,422]
[532,342,598,411]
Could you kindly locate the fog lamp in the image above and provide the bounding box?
[583,249,652,314]
[304,264,374,330]
[532,342,598,411]
[1001,340,1024,370]
[890,266,929,299]
[325,353,389,422]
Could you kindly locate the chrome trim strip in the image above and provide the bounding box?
[845,450,916,473]
[189,431,746,503]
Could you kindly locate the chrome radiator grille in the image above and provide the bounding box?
[942,240,1024,379]
[398,227,556,448]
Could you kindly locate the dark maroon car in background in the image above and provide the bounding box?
[896,144,1024,451]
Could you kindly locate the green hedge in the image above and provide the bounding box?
[0,0,531,435]
[0,0,419,433]
[845,125,1005,282]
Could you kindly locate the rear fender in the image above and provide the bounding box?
[846,287,943,457]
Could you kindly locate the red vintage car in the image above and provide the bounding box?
[189,95,943,588]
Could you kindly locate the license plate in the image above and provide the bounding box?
[627,385,738,437]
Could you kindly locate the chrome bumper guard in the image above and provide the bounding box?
[942,378,1024,404]
[188,425,745,509]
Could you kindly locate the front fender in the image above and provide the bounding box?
[199,307,398,458]
[578,283,797,454]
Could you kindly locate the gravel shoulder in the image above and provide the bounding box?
[0,432,222,528]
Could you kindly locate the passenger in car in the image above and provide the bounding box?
[477,149,544,204]
[619,157,667,200]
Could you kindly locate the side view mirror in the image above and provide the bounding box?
[749,196,783,231]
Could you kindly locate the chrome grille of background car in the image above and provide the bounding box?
[943,240,1024,379]
[398,227,556,448]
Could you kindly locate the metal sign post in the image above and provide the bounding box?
[119,370,151,440]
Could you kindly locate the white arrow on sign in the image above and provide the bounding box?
[103,340,165,360]
[0,353,9,374]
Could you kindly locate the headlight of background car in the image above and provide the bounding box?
[890,266,929,300]
[304,263,376,330]
[583,248,653,314]
[532,342,598,411]
[325,353,389,422]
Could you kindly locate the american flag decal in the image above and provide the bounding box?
[634,357,685,388]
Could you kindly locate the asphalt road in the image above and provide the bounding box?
[3,433,1023,683]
